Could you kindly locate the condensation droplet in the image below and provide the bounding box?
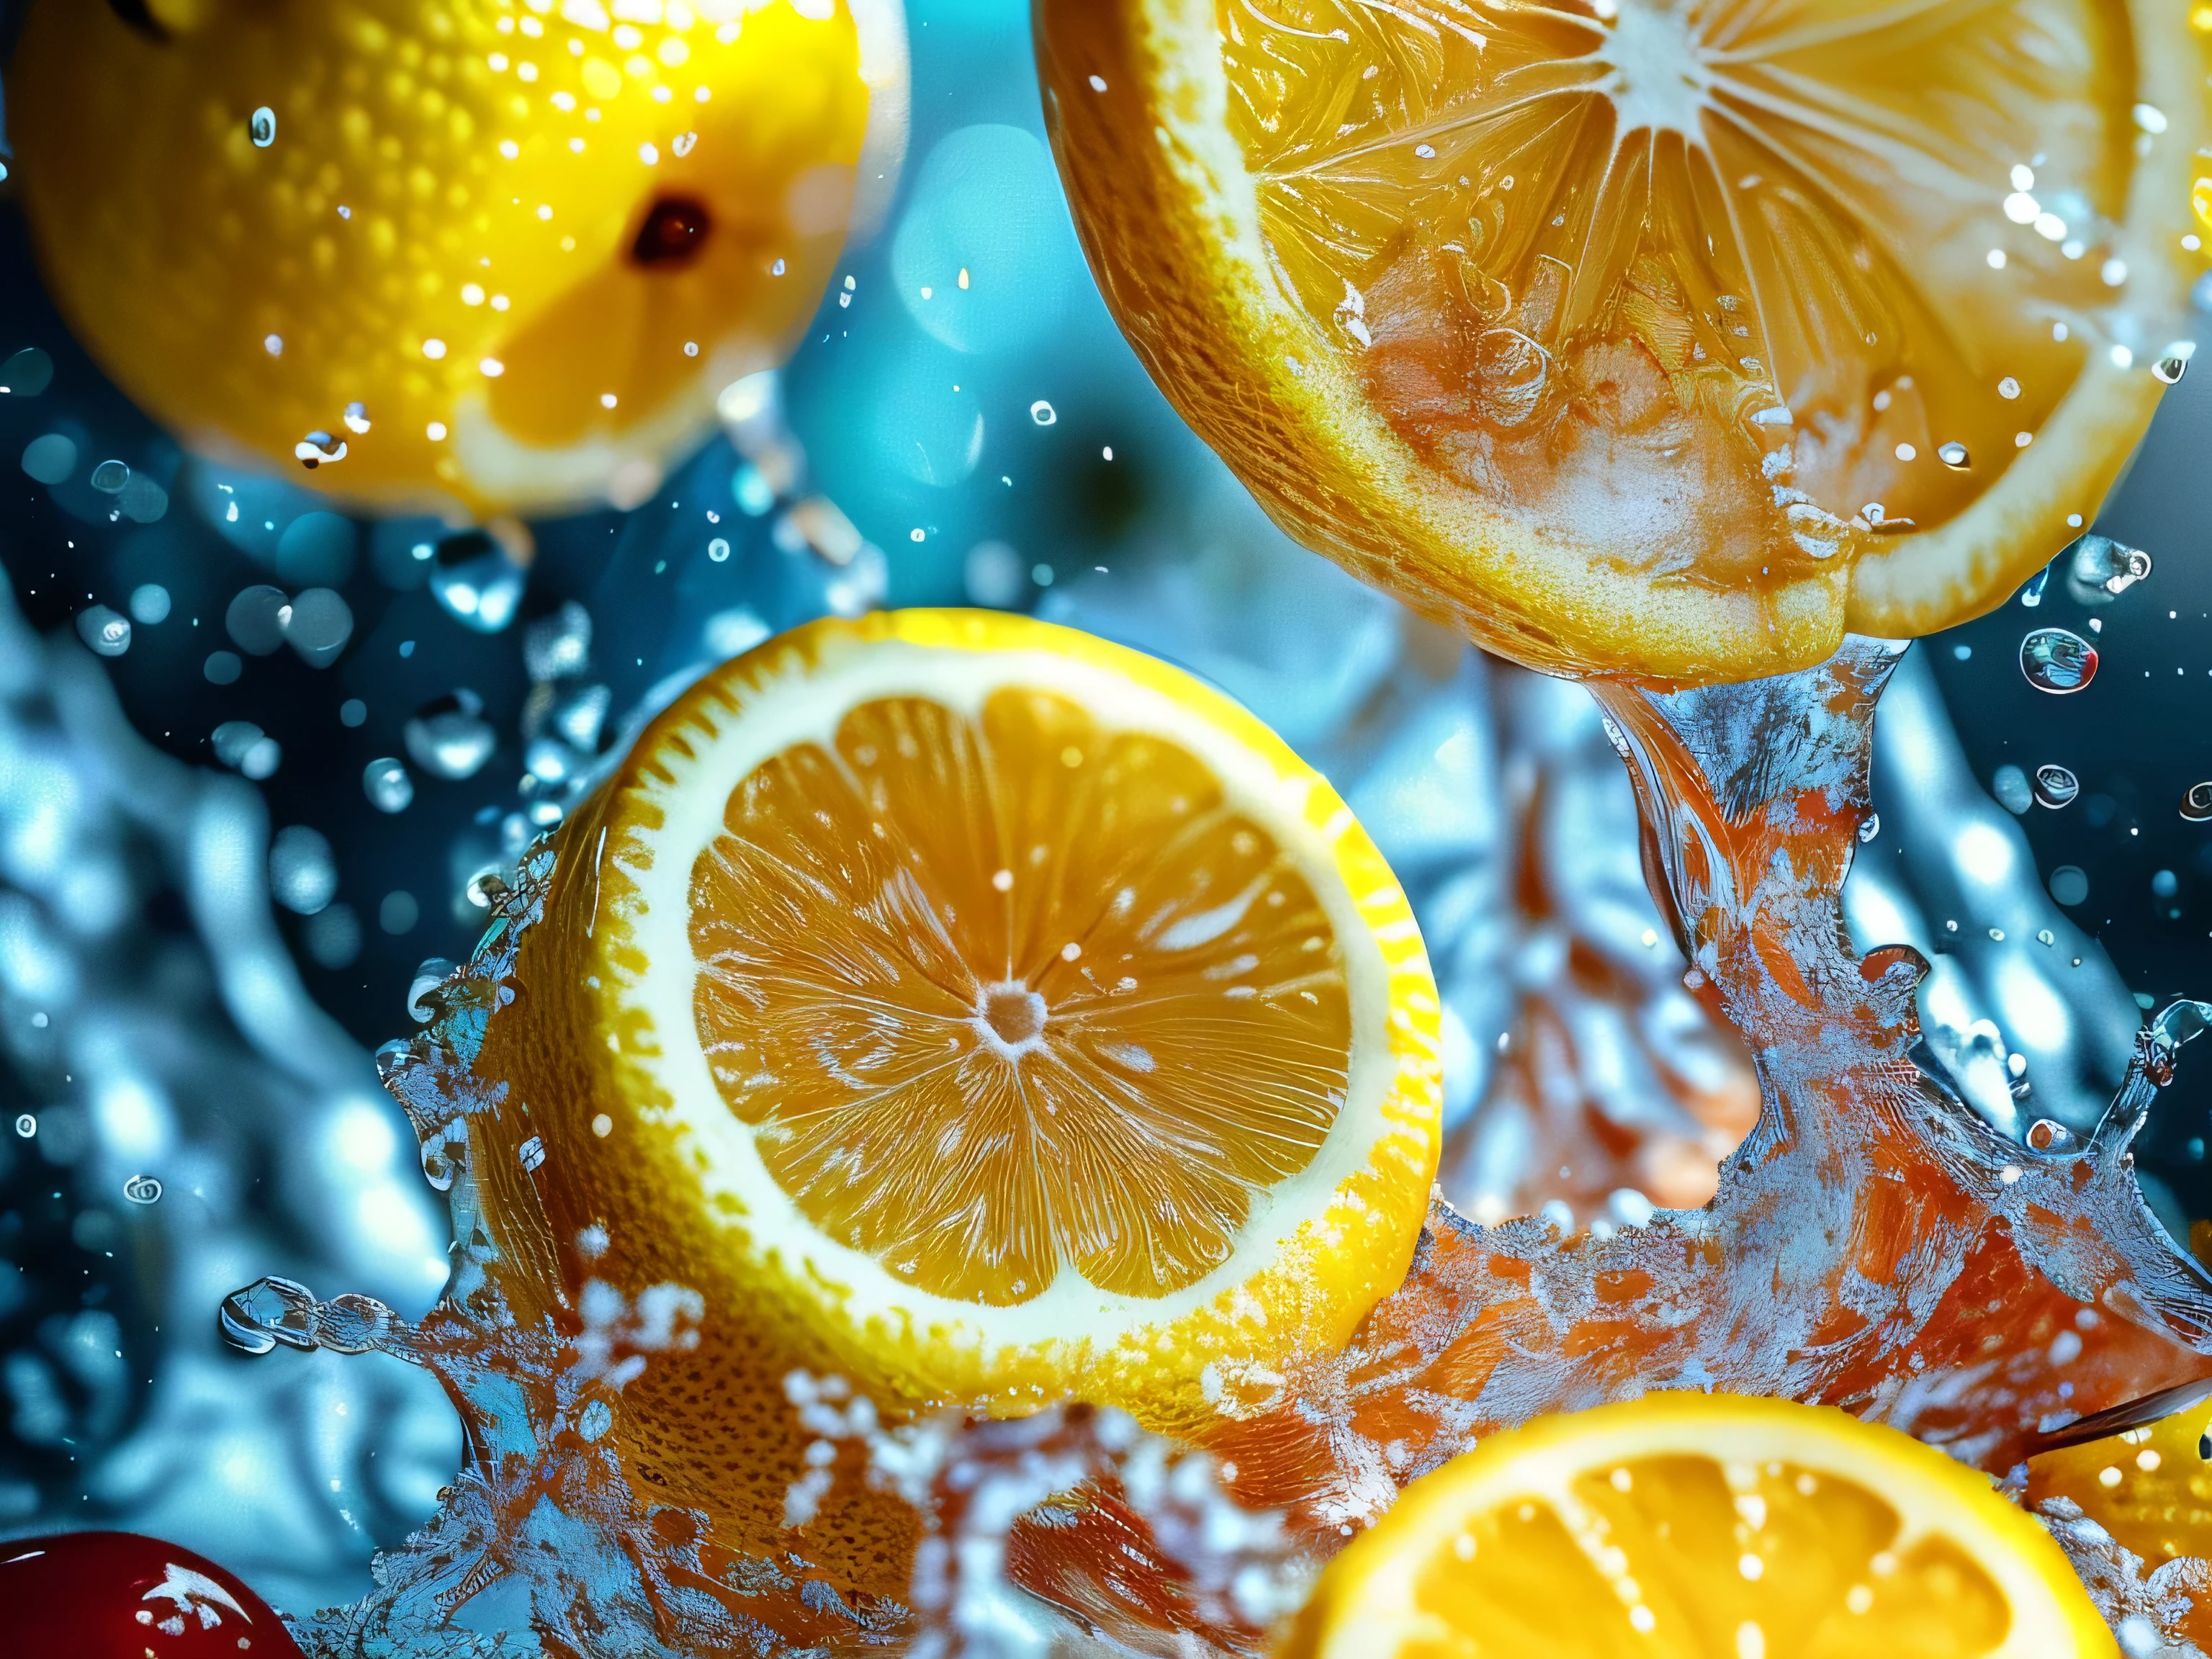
[1936,441,1969,469]
[2019,628,2098,694]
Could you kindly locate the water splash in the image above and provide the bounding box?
[2022,627,2100,694]
[220,637,2212,1657]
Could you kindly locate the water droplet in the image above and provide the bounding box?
[1856,814,1880,844]
[522,601,593,683]
[2033,765,2080,809]
[1936,441,1969,469]
[269,825,338,915]
[89,459,130,493]
[428,529,526,633]
[1991,765,2032,814]
[2018,567,2048,608]
[226,584,290,655]
[19,431,76,484]
[577,1398,615,1441]
[1,346,55,397]
[2026,1118,2079,1154]
[2066,534,2152,602]
[2019,628,2098,694]
[2156,355,2190,385]
[213,720,281,779]
[12,1113,32,1138]
[128,583,171,624]
[249,107,276,148]
[407,958,457,1022]
[294,430,347,469]
[2154,999,2212,1051]
[122,1174,162,1205]
[2050,865,2090,906]
[73,605,130,657]
[707,536,731,562]
[1030,400,1057,426]
[2182,782,2212,823]
[363,757,415,814]
[283,587,354,667]
[532,681,612,754]
[404,690,497,780]
[343,401,372,434]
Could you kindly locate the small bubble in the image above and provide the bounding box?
[89,459,130,493]
[2067,534,2152,600]
[0,346,55,397]
[2019,627,2098,694]
[13,1113,34,1138]
[343,401,372,433]
[250,107,276,147]
[2155,355,2190,385]
[2050,865,2090,906]
[2182,783,2212,823]
[708,536,731,562]
[379,891,421,935]
[339,698,367,728]
[128,583,171,624]
[2026,1118,2079,1154]
[203,650,243,685]
[270,825,339,915]
[2019,567,2048,607]
[74,605,131,658]
[1857,814,1880,844]
[2032,765,2080,808]
[1997,376,2020,399]
[1991,765,2031,815]
[1029,400,1057,426]
[363,757,415,814]
[1936,441,1969,469]
[404,690,497,780]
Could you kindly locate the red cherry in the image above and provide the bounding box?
[0,1532,305,1658]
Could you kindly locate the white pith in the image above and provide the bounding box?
[607,635,1405,1361]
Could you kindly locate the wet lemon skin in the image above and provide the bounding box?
[10,0,871,517]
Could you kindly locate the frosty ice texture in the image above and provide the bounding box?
[212,633,2212,1657]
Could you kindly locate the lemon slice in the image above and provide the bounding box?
[12,0,907,517]
[484,610,1441,1452]
[1280,1393,2117,1658]
[1038,0,2205,683]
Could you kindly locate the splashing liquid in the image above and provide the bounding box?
[229,643,2212,1657]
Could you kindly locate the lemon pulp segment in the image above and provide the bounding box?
[1280,1394,2118,1658]
[1038,0,2203,680]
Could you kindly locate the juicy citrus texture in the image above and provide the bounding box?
[10,0,906,516]
[691,688,1357,1307]
[472,610,1441,1589]
[2028,1398,2212,1646]
[1038,0,2206,683]
[1278,1394,2118,1658]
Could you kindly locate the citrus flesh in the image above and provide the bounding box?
[1038,0,2205,683]
[9,0,906,517]
[472,609,1442,1585]
[1279,1393,2117,1658]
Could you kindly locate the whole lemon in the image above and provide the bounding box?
[9,0,907,516]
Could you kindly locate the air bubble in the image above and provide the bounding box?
[89,459,130,493]
[2067,534,2152,601]
[1030,400,1057,426]
[2019,628,2098,694]
[2182,783,2212,823]
[1856,814,1880,844]
[128,583,171,624]
[269,825,339,915]
[283,587,354,667]
[1936,441,1969,469]
[2026,1118,2079,1154]
[226,585,290,656]
[343,402,372,434]
[0,346,55,397]
[2156,356,2190,385]
[2033,765,2080,809]
[250,107,276,147]
[522,601,593,683]
[428,529,526,633]
[2018,567,2047,608]
[74,605,130,658]
[363,757,415,814]
[404,690,497,780]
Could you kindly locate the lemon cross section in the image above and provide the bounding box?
[500,610,1443,1429]
[1280,1393,2119,1659]
[1038,0,2206,684]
